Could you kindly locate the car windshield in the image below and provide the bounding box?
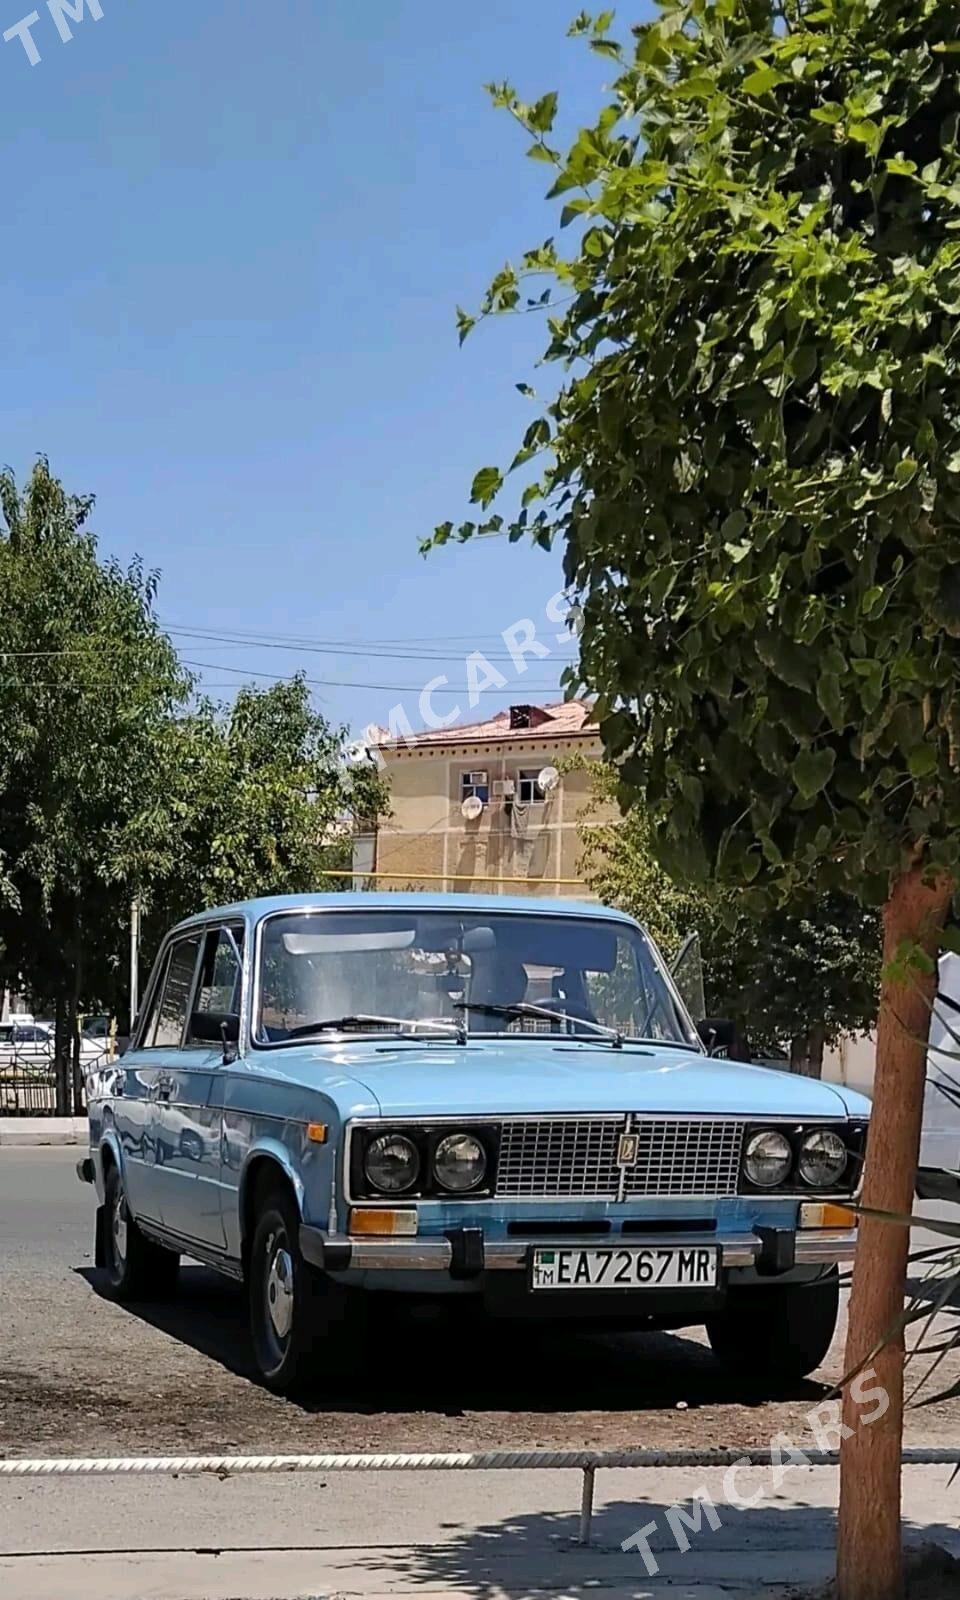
[255,908,700,1049]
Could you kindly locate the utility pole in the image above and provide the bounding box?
[129,899,141,1024]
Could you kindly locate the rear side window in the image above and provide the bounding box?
[186,926,244,1044]
[144,936,202,1048]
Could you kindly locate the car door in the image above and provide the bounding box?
[122,932,203,1228]
[112,939,194,1225]
[154,923,244,1250]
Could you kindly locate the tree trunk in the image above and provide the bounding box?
[836,863,953,1600]
[789,1022,826,1077]
[71,926,83,1117]
[53,993,70,1117]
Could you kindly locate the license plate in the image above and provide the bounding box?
[530,1245,719,1291]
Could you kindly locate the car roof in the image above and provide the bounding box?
[168,890,639,937]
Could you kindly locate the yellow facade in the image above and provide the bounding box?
[360,720,620,898]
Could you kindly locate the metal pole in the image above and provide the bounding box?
[129,899,140,1024]
[578,1466,596,1546]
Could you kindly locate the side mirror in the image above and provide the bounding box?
[697,1018,740,1058]
[190,1011,240,1045]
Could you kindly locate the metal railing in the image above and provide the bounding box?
[0,1046,109,1116]
[0,1064,60,1116]
[4,1447,960,1543]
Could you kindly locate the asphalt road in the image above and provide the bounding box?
[2,1147,959,1462]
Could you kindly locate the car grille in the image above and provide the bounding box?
[494,1116,746,1200]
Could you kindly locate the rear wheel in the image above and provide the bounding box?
[707,1268,840,1383]
[248,1183,352,1395]
[101,1163,180,1302]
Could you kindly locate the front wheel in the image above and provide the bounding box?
[100,1164,180,1302]
[707,1267,840,1383]
[248,1184,352,1395]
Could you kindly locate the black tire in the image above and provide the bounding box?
[247,1182,351,1395]
[101,1163,180,1302]
[707,1267,840,1383]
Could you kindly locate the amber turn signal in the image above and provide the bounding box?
[349,1208,418,1237]
[798,1202,857,1229]
[306,1123,328,1144]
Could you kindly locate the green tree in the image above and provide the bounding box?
[0,461,387,1105]
[0,459,189,1107]
[580,770,881,1071]
[434,5,960,1591]
[143,678,387,953]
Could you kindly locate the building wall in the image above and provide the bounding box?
[368,735,617,897]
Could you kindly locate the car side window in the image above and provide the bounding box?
[146,935,203,1048]
[186,926,244,1046]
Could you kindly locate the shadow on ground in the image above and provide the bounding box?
[78,1262,827,1418]
[348,1498,960,1598]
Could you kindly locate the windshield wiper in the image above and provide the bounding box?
[284,1014,466,1044]
[454,1001,623,1050]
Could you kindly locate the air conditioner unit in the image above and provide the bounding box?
[492,779,516,799]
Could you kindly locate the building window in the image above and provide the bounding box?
[461,770,489,804]
[517,769,544,805]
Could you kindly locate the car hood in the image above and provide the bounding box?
[293,1038,869,1121]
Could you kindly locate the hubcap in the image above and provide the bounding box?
[112,1188,128,1267]
[265,1234,294,1342]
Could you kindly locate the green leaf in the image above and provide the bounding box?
[529,91,559,133]
[908,745,938,779]
[811,103,843,124]
[848,119,882,155]
[885,157,917,176]
[560,198,593,228]
[816,674,845,730]
[725,540,752,564]
[792,747,837,800]
[742,66,786,97]
[455,306,476,346]
[470,466,504,508]
[720,509,747,541]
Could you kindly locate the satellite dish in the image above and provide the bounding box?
[537,766,560,795]
[346,739,370,765]
[461,795,484,821]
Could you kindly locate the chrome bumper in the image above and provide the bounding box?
[301,1227,858,1275]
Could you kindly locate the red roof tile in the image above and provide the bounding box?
[372,700,597,750]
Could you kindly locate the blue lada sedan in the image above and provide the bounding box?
[79,893,870,1394]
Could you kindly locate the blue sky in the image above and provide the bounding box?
[0,0,647,736]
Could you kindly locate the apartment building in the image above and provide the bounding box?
[358,701,615,897]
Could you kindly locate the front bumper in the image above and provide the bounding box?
[300,1225,858,1276]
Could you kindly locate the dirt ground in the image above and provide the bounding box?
[2,1147,959,1461]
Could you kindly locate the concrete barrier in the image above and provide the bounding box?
[0,1117,86,1147]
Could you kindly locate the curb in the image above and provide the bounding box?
[0,1117,86,1147]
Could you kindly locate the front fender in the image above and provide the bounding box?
[237,1138,308,1250]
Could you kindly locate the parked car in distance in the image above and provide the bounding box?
[0,1020,105,1068]
[79,893,870,1395]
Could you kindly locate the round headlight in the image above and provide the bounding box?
[434,1132,487,1193]
[364,1133,420,1194]
[799,1129,848,1187]
[744,1129,793,1188]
